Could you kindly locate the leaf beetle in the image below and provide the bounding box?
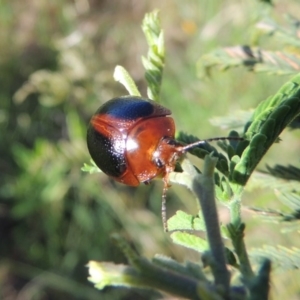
[87,95,242,230]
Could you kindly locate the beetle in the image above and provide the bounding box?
[87,95,242,230]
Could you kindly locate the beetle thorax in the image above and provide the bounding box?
[152,137,183,174]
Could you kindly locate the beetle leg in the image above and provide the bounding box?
[162,177,168,232]
[162,170,172,232]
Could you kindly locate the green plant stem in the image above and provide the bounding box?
[229,223,254,281]
[173,156,231,296]
[111,234,221,300]
[234,239,254,281]
[229,198,242,227]
[228,194,254,280]
[191,155,231,297]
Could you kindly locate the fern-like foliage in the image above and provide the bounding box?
[198,16,300,76]
[266,164,300,181]
[141,10,165,101]
[244,168,300,238]
[276,189,300,212]
[232,73,300,185]
[256,17,300,48]
[198,46,300,76]
[248,170,300,192]
[273,190,300,228]
[211,110,300,133]
[251,245,300,270]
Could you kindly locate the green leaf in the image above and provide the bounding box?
[81,160,101,174]
[170,232,209,253]
[167,210,205,232]
[113,65,141,96]
[215,176,236,203]
[88,261,149,290]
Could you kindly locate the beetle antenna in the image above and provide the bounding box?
[181,136,244,152]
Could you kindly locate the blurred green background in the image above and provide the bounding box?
[1,0,300,299]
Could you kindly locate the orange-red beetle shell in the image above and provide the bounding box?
[87,96,177,186]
